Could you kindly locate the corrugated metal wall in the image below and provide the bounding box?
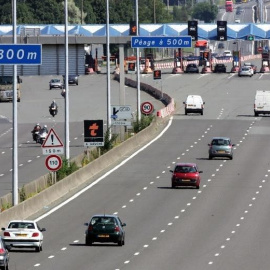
[0,44,85,76]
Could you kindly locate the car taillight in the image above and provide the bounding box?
[114,226,120,232]
[0,248,5,254]
[88,225,93,232]
[3,232,10,237]
[32,232,39,237]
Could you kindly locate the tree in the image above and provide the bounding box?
[192,2,218,23]
[172,5,188,22]
[139,0,173,23]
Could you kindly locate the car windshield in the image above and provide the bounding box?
[52,79,60,83]
[175,166,197,173]
[8,222,35,229]
[211,139,230,146]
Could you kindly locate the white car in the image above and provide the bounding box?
[238,66,253,77]
[1,220,46,252]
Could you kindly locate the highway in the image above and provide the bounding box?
[0,74,163,197]
[5,64,270,269]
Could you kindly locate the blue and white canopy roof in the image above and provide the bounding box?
[0,23,269,40]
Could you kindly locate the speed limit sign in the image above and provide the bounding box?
[141,101,154,115]
[45,155,62,171]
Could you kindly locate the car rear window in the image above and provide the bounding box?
[211,139,230,146]
[90,217,116,225]
[8,222,35,229]
[175,166,197,173]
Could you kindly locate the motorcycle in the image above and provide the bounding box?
[36,129,48,145]
[49,104,58,117]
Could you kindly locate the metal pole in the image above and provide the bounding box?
[106,0,111,137]
[65,0,70,161]
[136,0,141,122]
[12,0,18,206]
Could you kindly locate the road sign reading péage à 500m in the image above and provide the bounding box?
[131,36,192,48]
[0,44,42,65]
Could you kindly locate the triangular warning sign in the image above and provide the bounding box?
[42,128,64,148]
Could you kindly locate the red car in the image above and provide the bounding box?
[170,163,203,189]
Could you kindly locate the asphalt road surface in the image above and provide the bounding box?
[6,58,270,270]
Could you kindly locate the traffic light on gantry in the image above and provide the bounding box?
[217,21,227,41]
[188,21,198,41]
[129,21,137,36]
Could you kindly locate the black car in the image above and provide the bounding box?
[0,236,9,270]
[85,215,126,246]
[218,43,225,49]
[185,64,199,73]
[62,75,79,85]
[214,64,226,73]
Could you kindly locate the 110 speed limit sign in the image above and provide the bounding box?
[141,101,154,115]
[45,155,62,171]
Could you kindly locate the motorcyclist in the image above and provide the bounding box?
[49,100,58,116]
[61,89,66,98]
[33,123,41,132]
[42,125,48,134]
[31,123,41,141]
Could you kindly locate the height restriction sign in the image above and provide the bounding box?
[84,120,104,147]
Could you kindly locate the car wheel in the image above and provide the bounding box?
[85,238,92,246]
[201,110,203,115]
[255,112,258,117]
[50,87,52,90]
[238,75,241,77]
[35,246,41,252]
[172,183,176,189]
[209,155,212,160]
[196,185,200,189]
[230,156,233,160]
[118,240,123,246]
[185,110,187,115]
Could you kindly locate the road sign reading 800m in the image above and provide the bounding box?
[0,44,42,65]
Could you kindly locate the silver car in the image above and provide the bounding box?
[208,137,235,160]
[238,66,253,77]
[0,236,9,269]
[49,79,63,90]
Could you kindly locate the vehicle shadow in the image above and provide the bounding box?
[8,249,36,253]
[70,243,118,247]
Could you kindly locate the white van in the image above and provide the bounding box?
[183,95,205,115]
[254,90,270,116]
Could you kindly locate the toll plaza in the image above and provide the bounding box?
[260,51,270,73]
[231,51,241,73]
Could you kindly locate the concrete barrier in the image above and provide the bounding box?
[0,116,170,228]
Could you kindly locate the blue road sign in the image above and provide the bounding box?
[0,44,42,65]
[131,36,192,48]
